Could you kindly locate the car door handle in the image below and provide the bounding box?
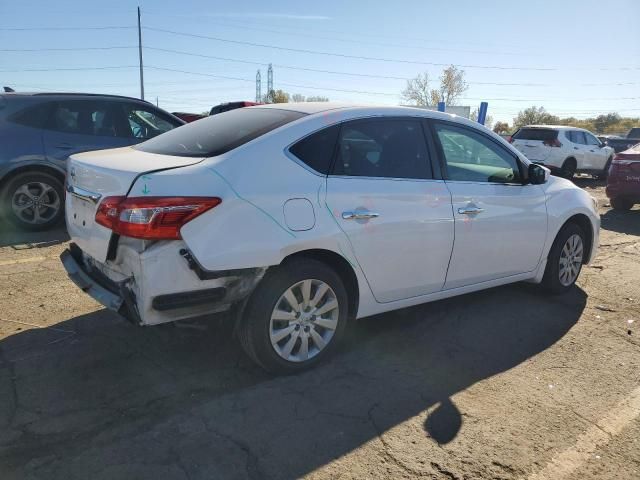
[342,210,380,220]
[55,143,74,150]
[458,207,484,215]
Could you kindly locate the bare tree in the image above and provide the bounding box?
[264,89,290,103]
[402,66,468,107]
[291,93,306,102]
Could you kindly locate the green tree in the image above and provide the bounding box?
[401,65,468,107]
[493,121,511,135]
[264,89,290,103]
[513,106,559,128]
[593,113,621,133]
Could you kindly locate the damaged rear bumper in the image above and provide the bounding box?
[60,243,266,326]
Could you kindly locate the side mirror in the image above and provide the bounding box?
[528,163,550,185]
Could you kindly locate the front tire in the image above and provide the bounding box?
[560,158,577,180]
[542,223,586,294]
[238,259,348,374]
[0,172,64,231]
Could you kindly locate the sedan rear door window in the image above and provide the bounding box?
[331,119,432,179]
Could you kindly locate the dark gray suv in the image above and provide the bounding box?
[0,92,184,230]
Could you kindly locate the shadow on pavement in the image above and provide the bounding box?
[0,283,586,479]
[0,221,68,249]
[600,208,640,236]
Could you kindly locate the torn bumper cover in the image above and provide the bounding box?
[60,243,267,326]
[60,247,142,324]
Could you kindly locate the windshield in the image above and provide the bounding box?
[135,107,306,157]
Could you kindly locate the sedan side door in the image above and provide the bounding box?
[430,121,548,290]
[325,118,454,303]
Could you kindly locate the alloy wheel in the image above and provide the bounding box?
[11,182,61,225]
[269,279,340,363]
[558,233,583,286]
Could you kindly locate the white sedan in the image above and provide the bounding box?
[61,104,600,373]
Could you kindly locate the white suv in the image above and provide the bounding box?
[511,125,615,179]
[60,105,600,373]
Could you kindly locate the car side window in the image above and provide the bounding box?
[289,125,339,174]
[9,102,53,129]
[434,122,521,184]
[570,131,586,145]
[331,119,431,179]
[585,133,600,146]
[47,100,119,137]
[122,104,178,139]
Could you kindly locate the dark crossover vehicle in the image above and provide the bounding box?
[0,92,184,230]
[603,128,640,153]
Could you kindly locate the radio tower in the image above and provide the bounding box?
[255,70,261,103]
[267,64,273,102]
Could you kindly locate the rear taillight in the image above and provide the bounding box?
[543,138,562,147]
[95,196,221,240]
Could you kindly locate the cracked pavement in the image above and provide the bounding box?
[0,178,639,479]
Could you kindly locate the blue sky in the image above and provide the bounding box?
[1,0,639,124]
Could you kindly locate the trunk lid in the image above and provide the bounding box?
[511,128,558,163]
[66,146,204,261]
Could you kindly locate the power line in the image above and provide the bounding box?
[0,46,136,52]
[0,25,134,31]
[143,26,559,71]
[0,65,137,72]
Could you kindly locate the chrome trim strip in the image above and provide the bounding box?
[66,184,102,204]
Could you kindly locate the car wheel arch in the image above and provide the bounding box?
[0,163,65,189]
[278,248,360,320]
[556,214,594,264]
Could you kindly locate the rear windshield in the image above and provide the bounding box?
[135,107,306,157]
[512,128,558,142]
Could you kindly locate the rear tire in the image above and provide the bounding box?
[0,172,64,231]
[560,158,577,180]
[238,259,349,374]
[541,223,586,295]
[610,197,633,211]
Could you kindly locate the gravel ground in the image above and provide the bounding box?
[0,178,638,480]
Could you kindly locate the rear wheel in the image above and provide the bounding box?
[542,223,586,294]
[238,259,348,374]
[610,197,633,211]
[560,158,577,180]
[0,172,64,231]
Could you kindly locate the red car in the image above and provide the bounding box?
[606,143,640,210]
[171,112,206,123]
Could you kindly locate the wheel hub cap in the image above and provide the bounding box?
[269,279,340,363]
[558,234,584,287]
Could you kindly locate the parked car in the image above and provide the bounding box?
[510,125,615,179]
[60,104,600,373]
[0,92,185,230]
[606,142,640,210]
[602,128,640,153]
[209,101,261,116]
[172,112,206,123]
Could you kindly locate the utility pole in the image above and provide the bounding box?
[137,6,145,100]
[267,64,273,102]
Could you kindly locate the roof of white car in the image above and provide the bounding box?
[253,102,474,123]
[523,125,586,131]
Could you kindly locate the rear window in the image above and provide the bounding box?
[135,108,306,157]
[512,128,558,142]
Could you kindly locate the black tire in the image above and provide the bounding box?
[560,158,577,180]
[541,223,586,294]
[610,197,633,211]
[0,171,65,231]
[593,157,613,181]
[238,258,349,374]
